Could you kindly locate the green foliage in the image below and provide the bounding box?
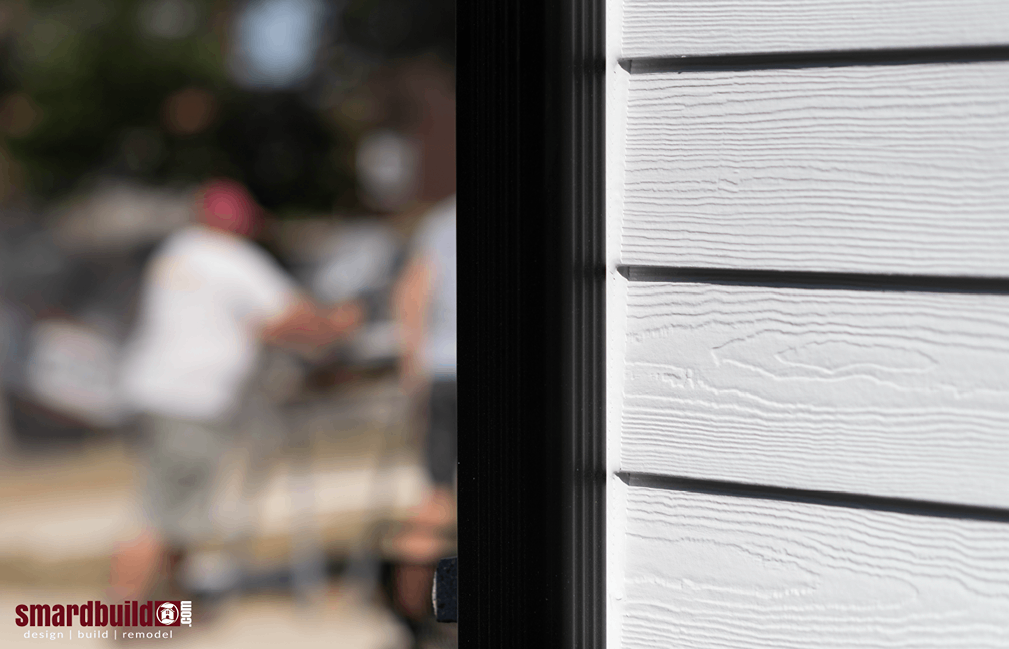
[2,0,353,213]
[0,0,453,214]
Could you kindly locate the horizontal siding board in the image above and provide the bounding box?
[622,0,1009,58]
[621,282,1009,508]
[620,63,1009,275]
[622,486,1009,648]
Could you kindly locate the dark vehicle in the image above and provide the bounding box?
[0,216,158,450]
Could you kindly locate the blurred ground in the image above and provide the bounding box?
[0,376,448,648]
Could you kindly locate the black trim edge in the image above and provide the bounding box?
[564,0,606,644]
[458,0,605,645]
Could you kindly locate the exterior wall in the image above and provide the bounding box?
[606,2,1009,647]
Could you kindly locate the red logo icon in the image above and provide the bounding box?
[154,602,181,627]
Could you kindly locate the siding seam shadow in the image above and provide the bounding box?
[620,44,1009,73]
[617,265,1009,295]
[617,472,1009,523]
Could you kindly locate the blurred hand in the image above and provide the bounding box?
[327,300,364,336]
[262,297,363,357]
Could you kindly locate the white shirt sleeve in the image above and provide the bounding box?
[223,240,299,327]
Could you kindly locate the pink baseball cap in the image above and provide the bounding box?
[197,179,264,237]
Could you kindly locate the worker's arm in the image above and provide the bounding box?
[260,296,363,354]
[393,255,434,393]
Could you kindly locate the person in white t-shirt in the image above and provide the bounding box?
[110,179,361,602]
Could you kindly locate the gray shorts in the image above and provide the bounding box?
[140,396,289,547]
[140,414,231,547]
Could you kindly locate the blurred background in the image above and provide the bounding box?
[0,0,455,646]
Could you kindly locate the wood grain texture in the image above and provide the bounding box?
[621,486,1009,648]
[621,0,1009,58]
[620,63,1009,275]
[621,282,1009,508]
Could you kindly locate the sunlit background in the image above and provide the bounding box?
[0,0,455,646]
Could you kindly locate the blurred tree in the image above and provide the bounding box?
[0,0,452,214]
[0,0,353,213]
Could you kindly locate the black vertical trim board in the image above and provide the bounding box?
[457,0,605,646]
[564,0,606,646]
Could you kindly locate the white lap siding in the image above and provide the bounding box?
[620,282,1009,509]
[622,0,1009,58]
[621,485,1009,649]
[606,1,1009,647]
[620,63,1009,275]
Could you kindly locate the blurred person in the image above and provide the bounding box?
[109,179,362,605]
[386,194,456,648]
